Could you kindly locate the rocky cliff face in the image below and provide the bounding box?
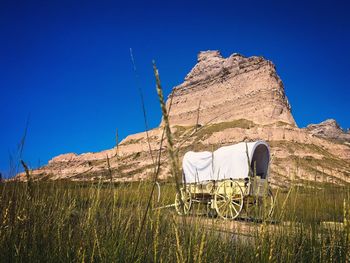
[165,51,296,127]
[306,119,350,143]
[15,51,350,187]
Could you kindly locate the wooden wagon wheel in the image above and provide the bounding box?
[214,180,244,220]
[175,187,192,215]
[245,188,274,221]
[261,188,275,220]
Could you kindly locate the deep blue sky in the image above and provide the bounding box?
[1,0,349,177]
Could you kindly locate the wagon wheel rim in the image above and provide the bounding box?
[175,188,192,215]
[263,188,275,219]
[214,180,244,220]
[245,188,274,221]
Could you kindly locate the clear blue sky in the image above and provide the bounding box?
[1,0,349,178]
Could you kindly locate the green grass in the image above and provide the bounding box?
[194,119,255,142]
[262,121,292,128]
[1,181,350,262]
[120,138,143,145]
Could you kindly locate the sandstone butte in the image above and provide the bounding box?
[16,50,350,188]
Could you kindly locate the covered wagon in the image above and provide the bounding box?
[175,141,274,220]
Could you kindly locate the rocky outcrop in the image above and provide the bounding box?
[306,119,350,143]
[164,50,296,127]
[14,50,350,187]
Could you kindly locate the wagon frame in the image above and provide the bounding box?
[174,141,274,220]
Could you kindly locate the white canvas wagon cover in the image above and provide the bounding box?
[182,141,270,184]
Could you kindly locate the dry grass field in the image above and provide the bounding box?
[0,180,350,262]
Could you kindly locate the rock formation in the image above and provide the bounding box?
[306,119,350,143]
[15,50,350,187]
[165,51,295,127]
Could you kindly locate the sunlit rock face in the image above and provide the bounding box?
[164,50,296,127]
[306,119,350,143]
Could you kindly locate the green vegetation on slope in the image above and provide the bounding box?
[269,140,350,185]
[194,119,255,142]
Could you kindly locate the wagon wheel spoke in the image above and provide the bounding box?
[224,205,230,217]
[230,203,238,216]
[232,200,241,207]
[219,199,230,210]
[215,180,243,220]
[218,201,227,209]
[229,205,234,218]
[228,203,238,218]
[216,193,226,200]
[175,188,192,216]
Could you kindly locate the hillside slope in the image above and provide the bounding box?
[15,51,350,187]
